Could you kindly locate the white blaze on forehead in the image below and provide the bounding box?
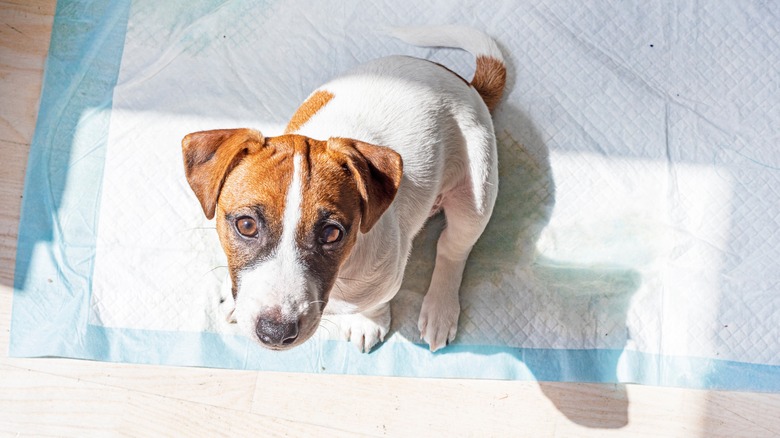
[234,153,309,323]
[279,153,304,264]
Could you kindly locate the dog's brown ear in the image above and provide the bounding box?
[328,137,403,233]
[182,128,265,219]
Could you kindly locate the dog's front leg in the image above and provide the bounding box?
[419,254,465,352]
[323,303,391,353]
[419,181,496,351]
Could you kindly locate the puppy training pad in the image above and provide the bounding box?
[11,0,780,391]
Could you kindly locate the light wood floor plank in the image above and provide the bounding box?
[0,140,29,284]
[0,364,361,437]
[0,0,54,284]
[0,0,54,145]
[253,372,559,436]
[1,285,258,411]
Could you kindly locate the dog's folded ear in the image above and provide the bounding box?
[182,128,265,219]
[328,138,403,233]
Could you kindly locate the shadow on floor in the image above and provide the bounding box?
[395,98,640,429]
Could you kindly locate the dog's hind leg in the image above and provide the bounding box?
[418,127,498,352]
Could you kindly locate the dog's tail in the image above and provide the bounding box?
[389,25,507,112]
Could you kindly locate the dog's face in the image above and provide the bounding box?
[182,129,402,349]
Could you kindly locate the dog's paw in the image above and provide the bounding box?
[213,295,240,335]
[418,292,460,352]
[213,277,239,333]
[219,297,237,324]
[322,305,391,353]
[218,277,237,324]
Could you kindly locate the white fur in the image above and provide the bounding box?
[389,25,504,64]
[289,26,502,351]
[233,154,318,336]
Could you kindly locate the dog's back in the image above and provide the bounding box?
[289,26,506,235]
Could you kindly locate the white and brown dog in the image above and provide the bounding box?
[182,26,505,352]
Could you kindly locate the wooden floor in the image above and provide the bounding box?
[1,1,779,436]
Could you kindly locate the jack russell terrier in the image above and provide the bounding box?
[182,25,506,352]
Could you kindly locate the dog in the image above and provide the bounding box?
[181,25,505,352]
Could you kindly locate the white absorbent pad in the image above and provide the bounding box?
[11,0,780,391]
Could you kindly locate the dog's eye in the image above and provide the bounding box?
[319,224,343,245]
[235,216,258,237]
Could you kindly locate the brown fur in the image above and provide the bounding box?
[217,134,296,245]
[181,128,266,219]
[284,90,335,134]
[471,55,506,112]
[325,138,403,233]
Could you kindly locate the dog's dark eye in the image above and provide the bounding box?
[319,224,343,245]
[235,216,258,237]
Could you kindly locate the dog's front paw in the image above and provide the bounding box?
[219,296,237,324]
[213,276,239,333]
[218,276,237,324]
[418,292,460,352]
[323,305,391,353]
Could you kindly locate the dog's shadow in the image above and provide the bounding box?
[389,102,639,429]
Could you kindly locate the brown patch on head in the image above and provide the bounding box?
[325,138,403,233]
[284,90,335,134]
[289,136,403,301]
[292,138,364,292]
[182,128,266,219]
[215,137,297,290]
[471,55,506,112]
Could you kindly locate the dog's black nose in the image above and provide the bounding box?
[255,313,299,346]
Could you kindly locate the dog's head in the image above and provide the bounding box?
[181,129,402,349]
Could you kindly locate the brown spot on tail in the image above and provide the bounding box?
[285,90,335,134]
[471,55,506,112]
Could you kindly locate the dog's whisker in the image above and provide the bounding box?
[318,317,338,328]
[308,300,327,311]
[317,317,341,334]
[184,226,217,232]
[331,282,348,301]
[196,265,229,281]
[318,320,337,330]
[336,276,382,287]
[317,324,333,337]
